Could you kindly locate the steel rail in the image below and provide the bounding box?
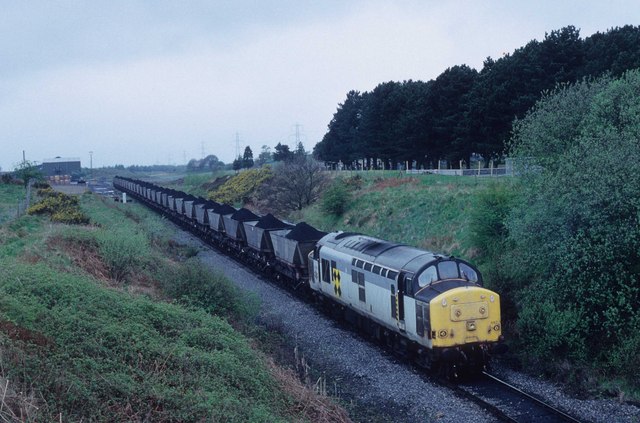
[480,371,583,422]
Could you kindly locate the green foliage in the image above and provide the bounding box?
[0,184,26,224]
[321,180,350,216]
[242,145,254,168]
[316,25,640,167]
[27,190,90,225]
[0,192,302,421]
[343,174,364,190]
[1,173,12,184]
[0,259,290,422]
[209,166,273,205]
[159,258,256,319]
[95,228,149,282]
[13,160,43,187]
[468,182,518,314]
[515,290,588,362]
[295,172,495,258]
[469,182,514,262]
[505,70,640,386]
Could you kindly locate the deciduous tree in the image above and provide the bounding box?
[256,156,328,212]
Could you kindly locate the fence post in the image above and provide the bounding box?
[26,178,33,210]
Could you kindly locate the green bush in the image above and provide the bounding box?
[209,167,273,205]
[28,190,90,225]
[321,180,350,216]
[343,174,363,190]
[159,258,256,320]
[505,70,640,386]
[469,182,514,263]
[95,228,149,282]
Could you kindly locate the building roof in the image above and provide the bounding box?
[43,157,81,163]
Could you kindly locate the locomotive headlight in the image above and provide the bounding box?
[439,330,447,338]
[479,306,486,315]
[493,324,501,332]
[490,295,495,303]
[441,298,447,307]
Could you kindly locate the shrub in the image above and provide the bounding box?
[28,191,90,225]
[469,182,514,263]
[321,180,350,216]
[343,174,363,190]
[209,167,273,205]
[95,229,149,282]
[159,258,255,320]
[505,70,640,386]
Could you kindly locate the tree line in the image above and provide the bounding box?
[313,25,640,169]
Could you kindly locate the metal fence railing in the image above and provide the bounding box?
[407,167,510,176]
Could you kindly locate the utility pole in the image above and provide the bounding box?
[235,132,241,159]
[89,151,93,179]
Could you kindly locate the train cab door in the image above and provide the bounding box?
[309,247,321,289]
[391,273,407,332]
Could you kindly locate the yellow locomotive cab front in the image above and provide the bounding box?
[429,286,502,348]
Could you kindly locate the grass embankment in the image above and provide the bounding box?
[0,183,25,224]
[170,170,499,260]
[164,171,234,199]
[294,172,504,260]
[0,185,349,422]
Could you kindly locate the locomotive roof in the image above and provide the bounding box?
[318,232,442,274]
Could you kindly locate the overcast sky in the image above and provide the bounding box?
[1,1,638,170]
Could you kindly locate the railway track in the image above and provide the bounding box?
[453,371,584,422]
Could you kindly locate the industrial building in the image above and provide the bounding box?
[41,157,82,183]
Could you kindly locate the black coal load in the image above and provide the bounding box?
[285,222,327,241]
[255,213,291,229]
[231,208,259,221]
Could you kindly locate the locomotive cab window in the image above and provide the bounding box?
[459,263,479,283]
[418,266,438,287]
[437,261,459,279]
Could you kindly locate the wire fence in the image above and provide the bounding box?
[15,180,33,218]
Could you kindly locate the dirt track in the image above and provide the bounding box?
[51,184,88,195]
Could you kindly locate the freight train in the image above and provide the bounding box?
[112,176,506,375]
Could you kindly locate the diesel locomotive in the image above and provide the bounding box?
[112,176,505,374]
